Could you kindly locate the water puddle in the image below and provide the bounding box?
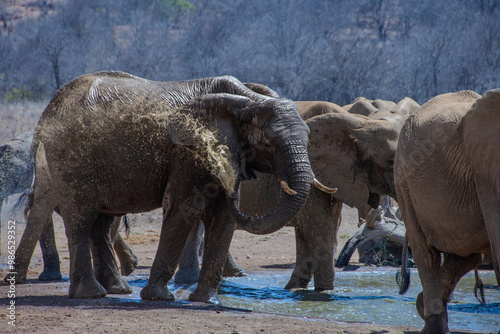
[216,268,499,333]
[37,269,500,333]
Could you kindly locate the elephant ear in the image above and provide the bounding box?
[166,93,252,194]
[305,112,373,214]
[459,88,500,197]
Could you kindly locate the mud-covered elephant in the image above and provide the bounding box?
[5,71,326,303]
[395,89,500,334]
[176,100,402,290]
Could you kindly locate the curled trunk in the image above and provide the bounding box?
[228,140,313,235]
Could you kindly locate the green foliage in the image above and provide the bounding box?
[169,0,196,13]
[152,0,195,21]
[0,0,499,102]
[3,86,40,103]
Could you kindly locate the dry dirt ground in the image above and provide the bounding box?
[0,204,429,334]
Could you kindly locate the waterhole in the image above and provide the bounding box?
[125,268,499,333]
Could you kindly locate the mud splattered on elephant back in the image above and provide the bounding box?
[164,110,237,195]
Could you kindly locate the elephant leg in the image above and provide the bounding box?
[223,251,246,277]
[62,209,107,299]
[407,222,448,332]
[38,215,62,281]
[286,190,341,291]
[397,178,449,334]
[190,194,235,303]
[286,225,314,289]
[4,188,55,283]
[113,233,139,276]
[440,253,482,302]
[91,213,132,294]
[111,216,138,276]
[312,199,342,290]
[475,177,500,285]
[174,221,203,284]
[141,201,201,301]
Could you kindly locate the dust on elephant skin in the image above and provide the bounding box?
[7,71,314,304]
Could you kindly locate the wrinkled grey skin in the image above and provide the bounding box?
[395,90,500,334]
[176,101,401,291]
[5,71,315,303]
[0,132,33,220]
[15,83,275,282]
[0,132,137,280]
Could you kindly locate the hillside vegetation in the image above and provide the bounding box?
[1,0,499,105]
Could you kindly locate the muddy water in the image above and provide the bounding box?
[215,268,499,333]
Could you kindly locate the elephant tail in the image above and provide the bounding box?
[16,142,51,221]
[122,215,131,238]
[396,233,411,295]
[474,268,486,305]
[13,189,33,221]
[13,152,36,220]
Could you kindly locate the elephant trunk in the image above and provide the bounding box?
[228,140,313,235]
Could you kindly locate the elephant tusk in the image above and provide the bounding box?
[280,180,297,196]
[313,178,337,194]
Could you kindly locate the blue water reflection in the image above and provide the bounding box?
[218,269,500,333]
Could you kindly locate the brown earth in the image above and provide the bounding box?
[0,204,429,334]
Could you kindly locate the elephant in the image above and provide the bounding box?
[5,71,330,303]
[175,100,402,291]
[394,89,500,334]
[0,132,33,221]
[0,131,139,279]
[336,199,407,267]
[345,96,420,127]
[343,97,419,222]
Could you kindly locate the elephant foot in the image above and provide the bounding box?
[223,264,246,277]
[120,254,139,276]
[284,275,310,290]
[188,289,221,305]
[3,271,27,285]
[174,265,200,284]
[99,275,132,294]
[422,314,450,334]
[314,283,334,292]
[69,277,107,298]
[140,282,175,301]
[38,269,63,281]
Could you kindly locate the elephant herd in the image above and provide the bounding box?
[1,71,498,334]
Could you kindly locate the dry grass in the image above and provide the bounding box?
[0,101,47,143]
